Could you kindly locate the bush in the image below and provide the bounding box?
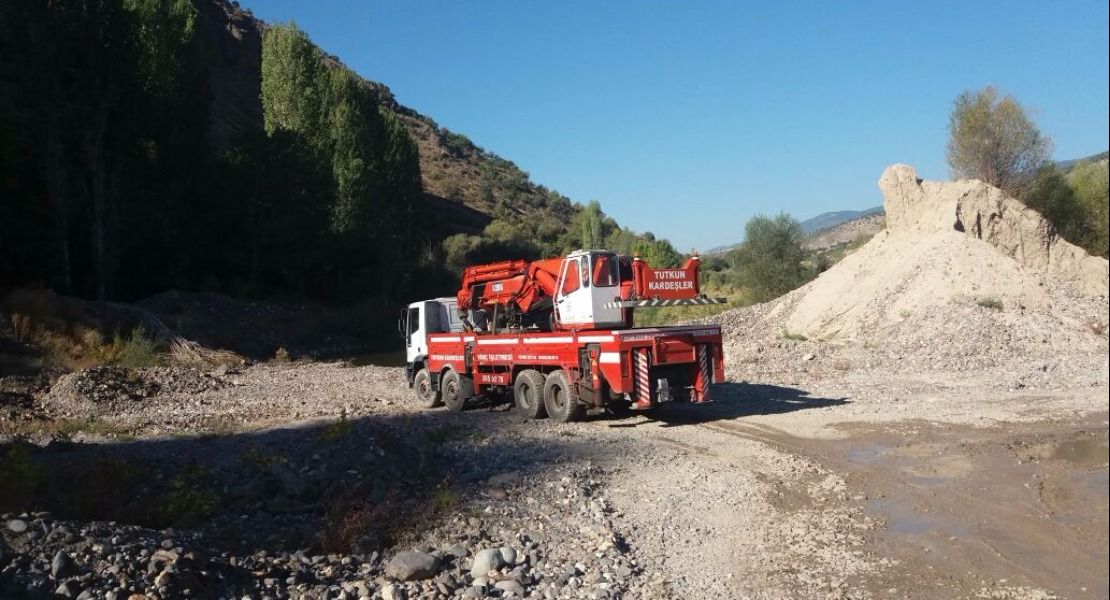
[730,214,815,303]
[115,325,161,367]
[976,297,1004,311]
[0,443,44,511]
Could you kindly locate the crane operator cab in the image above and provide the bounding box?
[553,250,626,329]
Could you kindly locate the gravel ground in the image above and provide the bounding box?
[3,359,1105,600]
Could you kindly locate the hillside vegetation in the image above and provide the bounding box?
[0,0,671,338]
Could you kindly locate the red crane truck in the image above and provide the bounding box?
[399,249,726,421]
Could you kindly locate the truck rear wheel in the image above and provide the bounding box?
[544,370,584,423]
[413,368,441,408]
[441,369,473,412]
[513,369,547,419]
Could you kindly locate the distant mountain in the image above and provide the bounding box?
[799,206,884,235]
[1054,151,1109,173]
[705,205,886,255]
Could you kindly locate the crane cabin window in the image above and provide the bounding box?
[592,254,618,287]
[561,258,581,295]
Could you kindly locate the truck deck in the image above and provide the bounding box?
[422,324,724,417]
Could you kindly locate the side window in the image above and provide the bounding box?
[561,258,581,295]
[580,258,590,288]
[592,254,618,287]
[407,308,420,336]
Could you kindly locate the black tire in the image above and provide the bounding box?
[441,369,473,412]
[543,370,585,423]
[513,369,547,419]
[413,368,441,408]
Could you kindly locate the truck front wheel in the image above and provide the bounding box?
[513,369,547,419]
[544,370,585,423]
[413,368,441,408]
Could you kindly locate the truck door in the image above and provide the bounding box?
[587,252,625,328]
[556,256,593,326]
[405,304,424,364]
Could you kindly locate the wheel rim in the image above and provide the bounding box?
[444,380,458,403]
[520,383,534,408]
[417,378,432,401]
[552,386,566,410]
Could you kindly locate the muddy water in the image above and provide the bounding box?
[811,415,1109,599]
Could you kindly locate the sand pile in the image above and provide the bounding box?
[714,165,1109,383]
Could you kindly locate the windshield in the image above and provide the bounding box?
[591,253,619,287]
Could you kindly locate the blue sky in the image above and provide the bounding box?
[240,0,1109,251]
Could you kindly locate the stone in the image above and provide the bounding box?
[487,472,522,487]
[494,579,525,596]
[5,519,28,534]
[381,583,406,600]
[442,543,468,560]
[54,580,80,598]
[385,551,439,581]
[470,548,505,578]
[51,550,74,579]
[497,546,517,565]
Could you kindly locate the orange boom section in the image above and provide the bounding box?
[456,257,564,315]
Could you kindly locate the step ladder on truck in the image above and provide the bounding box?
[398,249,727,421]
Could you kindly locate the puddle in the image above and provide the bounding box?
[1051,438,1109,467]
[846,441,895,463]
[869,498,968,536]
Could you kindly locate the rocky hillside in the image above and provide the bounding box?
[804,213,885,252]
[799,207,884,235]
[195,0,574,234]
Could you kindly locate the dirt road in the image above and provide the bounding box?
[4,362,1107,599]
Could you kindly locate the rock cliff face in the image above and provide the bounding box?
[194,0,263,154]
[192,0,572,229]
[879,164,1109,294]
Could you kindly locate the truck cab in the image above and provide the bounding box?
[399,297,463,384]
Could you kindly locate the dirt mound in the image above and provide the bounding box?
[42,366,231,419]
[713,165,1109,381]
[881,164,1108,293]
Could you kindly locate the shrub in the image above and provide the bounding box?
[0,443,44,511]
[149,464,220,527]
[318,411,352,442]
[115,325,161,367]
[781,330,809,341]
[976,297,1004,311]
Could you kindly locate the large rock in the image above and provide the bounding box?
[385,551,439,581]
[469,548,505,578]
[879,164,1109,293]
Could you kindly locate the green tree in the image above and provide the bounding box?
[261,23,326,140]
[578,200,604,249]
[1067,160,1109,257]
[946,86,1052,197]
[729,213,813,302]
[633,238,682,268]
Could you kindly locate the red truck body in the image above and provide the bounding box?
[425,324,724,410]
